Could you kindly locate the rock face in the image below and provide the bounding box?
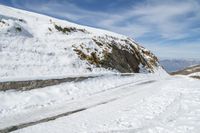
[0,5,162,79]
[73,36,158,73]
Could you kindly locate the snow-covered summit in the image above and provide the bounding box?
[0,5,163,79]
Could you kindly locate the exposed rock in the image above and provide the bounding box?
[73,36,159,73]
[54,23,89,34]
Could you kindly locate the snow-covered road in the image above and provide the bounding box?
[0,74,162,129]
[0,79,156,132]
[1,74,200,133]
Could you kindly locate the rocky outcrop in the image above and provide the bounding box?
[73,36,159,73]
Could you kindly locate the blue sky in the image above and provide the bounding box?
[0,0,200,59]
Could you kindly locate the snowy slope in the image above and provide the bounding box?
[0,5,163,80]
[187,66,200,79]
[189,72,200,77]
[0,75,199,133]
[2,5,199,133]
[171,65,200,80]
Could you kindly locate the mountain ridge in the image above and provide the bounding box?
[160,59,200,72]
[171,64,200,79]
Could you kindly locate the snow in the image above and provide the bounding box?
[0,4,127,79]
[1,4,200,133]
[189,72,200,77]
[0,75,198,133]
[0,73,166,129]
[0,4,160,79]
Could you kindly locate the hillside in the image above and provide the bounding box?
[171,65,200,79]
[0,5,162,81]
[0,5,200,133]
[160,59,200,72]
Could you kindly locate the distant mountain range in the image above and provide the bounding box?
[160,59,200,72]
